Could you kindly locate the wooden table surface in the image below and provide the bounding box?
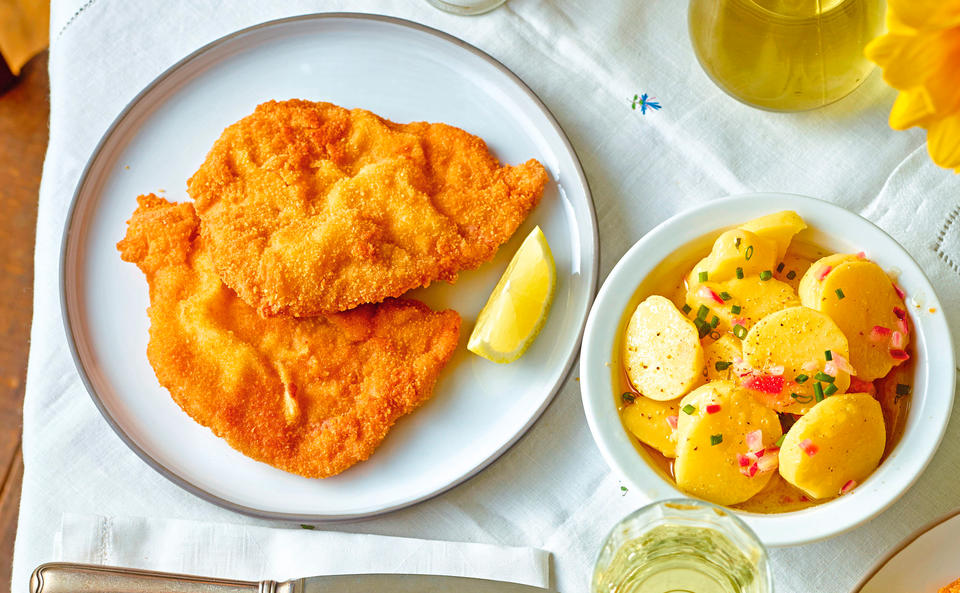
[0,51,49,590]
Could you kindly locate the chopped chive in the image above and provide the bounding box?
[731,304,742,315]
[682,303,692,314]
[710,315,720,328]
[794,374,809,384]
[824,383,838,396]
[621,392,636,404]
[735,237,741,249]
[814,372,834,383]
[814,382,825,402]
[698,271,709,283]
[697,305,709,320]
[786,270,797,280]
[710,434,723,446]
[895,383,911,396]
[835,288,845,299]
[775,434,786,447]
[715,361,732,371]
[790,392,813,403]
[694,318,711,339]
[300,524,316,530]
[719,291,732,301]
[824,350,833,361]
[733,324,747,339]
[760,270,773,281]
[745,245,754,260]
[736,267,744,279]
[682,404,696,415]
[776,262,785,273]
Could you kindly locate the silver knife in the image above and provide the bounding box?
[31,563,555,593]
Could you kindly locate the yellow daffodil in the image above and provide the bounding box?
[865,0,960,172]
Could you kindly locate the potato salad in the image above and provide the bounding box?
[617,211,914,512]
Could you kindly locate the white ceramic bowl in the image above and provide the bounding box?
[580,193,956,547]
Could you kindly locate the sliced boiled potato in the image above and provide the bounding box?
[624,295,705,401]
[674,381,782,505]
[739,210,807,264]
[741,306,850,414]
[797,253,860,304]
[686,276,799,334]
[774,251,812,291]
[621,396,680,458]
[801,259,909,380]
[688,229,778,286]
[778,393,885,499]
[704,334,742,381]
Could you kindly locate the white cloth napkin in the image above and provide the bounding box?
[54,513,550,587]
[12,1,960,593]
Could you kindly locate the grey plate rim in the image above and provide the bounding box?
[59,11,600,522]
[849,505,960,592]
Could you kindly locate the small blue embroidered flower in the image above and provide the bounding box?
[631,93,662,115]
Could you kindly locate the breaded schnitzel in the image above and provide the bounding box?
[117,194,461,478]
[187,99,548,317]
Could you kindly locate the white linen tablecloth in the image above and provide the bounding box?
[13,1,960,592]
[54,513,550,587]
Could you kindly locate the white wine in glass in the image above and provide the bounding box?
[689,0,885,111]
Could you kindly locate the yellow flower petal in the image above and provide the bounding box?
[927,112,960,171]
[889,90,936,130]
[924,61,960,113]
[874,30,959,90]
[885,9,916,34]
[889,0,960,31]
[864,33,912,69]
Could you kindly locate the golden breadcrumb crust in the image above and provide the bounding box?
[187,99,548,316]
[117,194,461,478]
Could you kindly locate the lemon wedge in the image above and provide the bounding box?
[468,226,556,363]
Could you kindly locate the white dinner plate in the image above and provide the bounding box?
[854,508,960,592]
[61,13,597,521]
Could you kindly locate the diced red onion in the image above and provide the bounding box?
[756,451,779,472]
[706,404,721,414]
[893,283,905,300]
[891,331,905,349]
[893,306,907,320]
[840,479,857,495]
[666,415,678,430]
[700,285,724,304]
[870,325,891,342]
[890,349,910,361]
[817,266,833,281]
[745,430,763,451]
[799,438,818,457]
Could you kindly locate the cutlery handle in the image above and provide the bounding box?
[30,563,298,593]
